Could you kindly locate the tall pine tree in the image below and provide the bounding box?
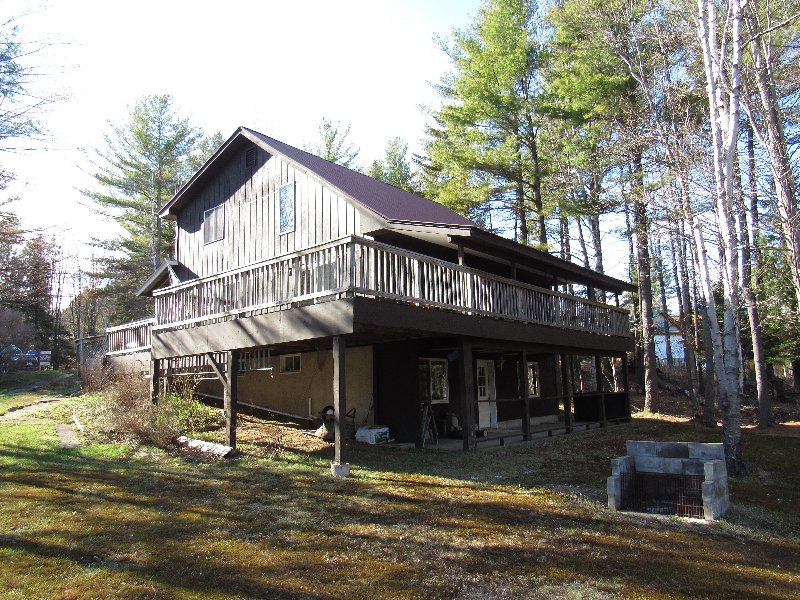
[85,95,216,324]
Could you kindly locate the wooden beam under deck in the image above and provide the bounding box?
[151,299,355,360]
[351,297,634,355]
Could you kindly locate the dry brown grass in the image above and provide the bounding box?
[1,374,799,599]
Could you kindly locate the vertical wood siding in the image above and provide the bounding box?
[176,146,363,279]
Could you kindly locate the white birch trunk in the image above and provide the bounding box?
[696,0,745,474]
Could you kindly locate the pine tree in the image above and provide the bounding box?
[367,138,415,191]
[84,95,215,324]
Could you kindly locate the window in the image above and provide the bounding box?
[280,353,301,374]
[527,362,540,397]
[203,205,225,244]
[419,358,449,404]
[279,182,295,234]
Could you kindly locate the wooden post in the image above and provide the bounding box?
[224,350,239,449]
[518,350,530,441]
[561,354,573,433]
[331,335,350,475]
[621,353,631,419]
[457,339,476,451]
[150,358,160,404]
[457,243,465,266]
[595,355,607,427]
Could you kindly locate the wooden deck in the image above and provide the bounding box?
[151,236,630,338]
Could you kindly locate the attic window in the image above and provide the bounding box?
[279,183,295,234]
[203,205,225,244]
[245,147,257,170]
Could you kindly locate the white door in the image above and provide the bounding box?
[476,359,497,429]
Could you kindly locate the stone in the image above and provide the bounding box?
[689,442,725,461]
[330,462,350,478]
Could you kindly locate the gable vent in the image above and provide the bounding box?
[245,147,257,170]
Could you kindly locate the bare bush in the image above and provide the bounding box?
[91,368,223,447]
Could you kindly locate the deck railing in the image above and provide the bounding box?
[152,236,630,337]
[106,318,154,354]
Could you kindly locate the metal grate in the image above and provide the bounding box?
[620,471,704,519]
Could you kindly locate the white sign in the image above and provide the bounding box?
[39,351,52,367]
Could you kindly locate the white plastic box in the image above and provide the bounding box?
[355,426,390,445]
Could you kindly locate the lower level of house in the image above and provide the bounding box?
[100,295,633,455]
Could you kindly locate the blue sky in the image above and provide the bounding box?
[2,0,483,255]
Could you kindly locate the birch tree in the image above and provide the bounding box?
[695,0,746,473]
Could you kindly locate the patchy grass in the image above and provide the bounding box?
[0,370,80,415]
[0,397,798,600]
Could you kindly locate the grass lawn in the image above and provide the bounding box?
[0,394,798,598]
[0,370,80,416]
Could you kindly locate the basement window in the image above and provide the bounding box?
[279,182,295,234]
[419,358,449,405]
[280,353,301,374]
[203,204,225,244]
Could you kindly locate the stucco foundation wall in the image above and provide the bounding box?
[197,346,374,424]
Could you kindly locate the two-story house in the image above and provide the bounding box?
[103,126,635,470]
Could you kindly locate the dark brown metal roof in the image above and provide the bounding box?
[242,128,473,226]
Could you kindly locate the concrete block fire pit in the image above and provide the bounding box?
[608,441,730,520]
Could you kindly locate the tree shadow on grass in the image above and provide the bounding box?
[1,435,799,599]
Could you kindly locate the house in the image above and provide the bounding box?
[654,314,687,367]
[102,126,635,470]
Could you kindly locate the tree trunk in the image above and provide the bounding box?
[697,0,745,474]
[737,133,770,427]
[632,153,657,413]
[671,216,701,413]
[743,2,800,311]
[530,133,547,248]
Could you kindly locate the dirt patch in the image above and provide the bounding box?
[235,414,332,456]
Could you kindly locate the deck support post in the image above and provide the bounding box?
[457,339,476,451]
[518,350,530,441]
[224,350,239,450]
[331,335,350,476]
[561,354,573,433]
[595,355,607,427]
[150,358,160,404]
[621,353,631,419]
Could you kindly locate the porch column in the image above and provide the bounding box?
[457,339,476,451]
[560,354,573,433]
[150,358,160,404]
[518,350,530,441]
[595,355,607,427]
[224,350,239,449]
[331,335,350,476]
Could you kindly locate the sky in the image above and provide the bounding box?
[1,0,483,260]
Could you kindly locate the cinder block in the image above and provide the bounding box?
[635,455,684,474]
[607,476,622,510]
[682,459,705,476]
[330,462,351,478]
[655,442,690,458]
[626,440,658,457]
[689,442,725,461]
[611,456,634,476]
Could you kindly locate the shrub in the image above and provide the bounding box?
[93,369,223,447]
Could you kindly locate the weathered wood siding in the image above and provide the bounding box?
[176,146,365,279]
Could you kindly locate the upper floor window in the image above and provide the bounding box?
[203,205,225,244]
[279,182,295,234]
